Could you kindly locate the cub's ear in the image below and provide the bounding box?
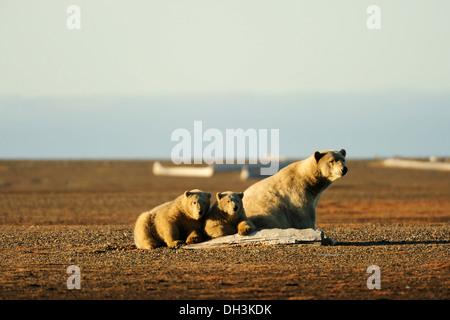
[217,192,225,200]
[238,192,244,199]
[184,191,191,198]
[206,192,212,199]
[314,151,325,163]
[339,149,346,157]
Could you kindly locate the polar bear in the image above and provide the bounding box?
[134,189,211,249]
[204,191,255,239]
[243,149,348,230]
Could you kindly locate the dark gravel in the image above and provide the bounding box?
[1,160,448,300]
[1,223,448,299]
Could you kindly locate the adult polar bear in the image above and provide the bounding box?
[243,149,348,230]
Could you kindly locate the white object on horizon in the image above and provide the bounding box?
[240,165,263,180]
[240,166,250,180]
[383,158,450,172]
[152,161,214,177]
[261,153,287,162]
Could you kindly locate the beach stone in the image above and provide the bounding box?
[184,228,323,249]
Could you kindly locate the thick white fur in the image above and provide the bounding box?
[134,189,211,249]
[243,149,347,230]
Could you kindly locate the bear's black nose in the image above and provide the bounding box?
[342,166,348,176]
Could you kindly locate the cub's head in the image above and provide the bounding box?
[314,149,348,181]
[184,189,212,220]
[216,191,244,216]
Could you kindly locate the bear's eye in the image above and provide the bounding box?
[193,201,197,205]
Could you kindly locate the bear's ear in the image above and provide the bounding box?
[206,192,212,199]
[339,149,346,157]
[238,192,244,199]
[184,191,191,198]
[217,192,225,200]
[314,151,325,163]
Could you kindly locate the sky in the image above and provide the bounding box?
[0,1,449,159]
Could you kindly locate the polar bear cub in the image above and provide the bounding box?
[204,191,255,239]
[134,189,211,249]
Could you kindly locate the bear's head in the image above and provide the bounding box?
[184,189,212,220]
[216,191,244,216]
[313,149,348,181]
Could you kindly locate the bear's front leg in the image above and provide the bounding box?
[208,224,236,238]
[237,220,254,236]
[167,240,186,248]
[186,229,203,244]
[160,223,185,248]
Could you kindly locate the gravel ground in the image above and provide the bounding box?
[0,223,448,300]
[0,160,449,301]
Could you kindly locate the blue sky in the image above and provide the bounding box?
[0,1,449,159]
[1,92,448,159]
